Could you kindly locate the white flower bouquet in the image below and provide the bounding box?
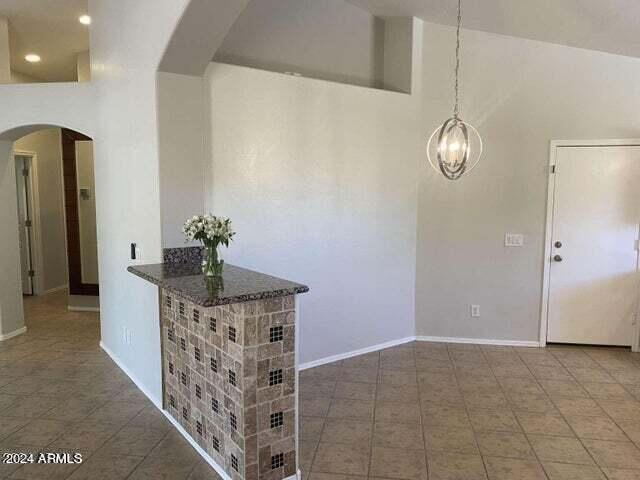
[183,214,235,277]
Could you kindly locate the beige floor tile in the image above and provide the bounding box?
[312,442,370,476]
[125,454,195,480]
[567,367,616,384]
[99,425,167,457]
[378,369,417,386]
[5,419,69,447]
[341,353,379,370]
[552,397,605,417]
[1,396,60,419]
[67,453,145,480]
[41,396,105,422]
[498,378,544,396]
[49,421,122,453]
[582,383,634,401]
[319,419,371,446]
[299,380,337,398]
[483,456,547,480]
[528,434,594,465]
[300,397,332,417]
[300,440,319,471]
[309,474,366,480]
[601,467,640,479]
[491,364,534,378]
[369,447,427,480]
[300,417,325,442]
[427,451,487,480]
[463,391,509,410]
[0,417,31,442]
[507,394,558,414]
[84,401,146,427]
[515,412,574,436]
[327,399,374,421]
[424,426,478,454]
[422,403,471,429]
[468,409,522,433]
[375,401,421,424]
[565,415,627,441]
[186,460,223,479]
[376,384,419,403]
[475,431,535,459]
[339,367,379,384]
[374,421,423,450]
[539,379,589,398]
[333,382,376,401]
[597,400,640,422]
[583,439,640,469]
[542,462,606,479]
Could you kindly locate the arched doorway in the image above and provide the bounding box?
[0,123,98,340]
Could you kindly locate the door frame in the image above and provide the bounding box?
[12,149,44,296]
[540,139,640,351]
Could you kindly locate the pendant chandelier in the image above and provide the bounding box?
[427,0,482,180]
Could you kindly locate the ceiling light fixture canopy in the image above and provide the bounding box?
[24,54,41,63]
[427,0,482,180]
[79,14,91,25]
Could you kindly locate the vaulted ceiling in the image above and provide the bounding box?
[347,0,640,59]
[0,0,89,82]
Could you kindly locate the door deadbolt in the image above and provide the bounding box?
[554,241,562,248]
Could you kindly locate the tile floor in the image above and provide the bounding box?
[299,340,640,480]
[7,291,640,479]
[0,291,221,479]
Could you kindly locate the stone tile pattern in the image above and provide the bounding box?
[129,262,309,308]
[163,288,296,480]
[300,341,640,480]
[164,246,204,264]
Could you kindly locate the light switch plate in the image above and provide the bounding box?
[505,233,524,247]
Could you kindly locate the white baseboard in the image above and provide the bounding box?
[299,336,415,370]
[298,334,540,368]
[99,341,233,480]
[415,335,541,348]
[0,326,27,341]
[41,284,68,295]
[68,306,100,313]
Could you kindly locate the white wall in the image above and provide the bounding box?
[215,0,384,88]
[0,82,95,338]
[0,17,10,84]
[89,0,191,402]
[157,72,206,248]
[14,129,68,293]
[206,62,420,364]
[416,23,640,342]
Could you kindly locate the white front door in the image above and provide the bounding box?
[547,145,640,346]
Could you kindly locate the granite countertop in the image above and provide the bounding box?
[128,262,309,307]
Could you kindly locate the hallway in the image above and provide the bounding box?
[0,291,220,479]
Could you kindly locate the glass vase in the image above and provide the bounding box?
[202,244,224,277]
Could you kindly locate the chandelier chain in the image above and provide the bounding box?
[454,0,461,118]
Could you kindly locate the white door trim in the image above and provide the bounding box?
[12,150,44,296]
[540,139,640,351]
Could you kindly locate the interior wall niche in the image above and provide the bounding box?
[213,0,415,93]
[61,128,98,296]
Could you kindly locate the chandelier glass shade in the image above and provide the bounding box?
[427,116,482,180]
[426,0,482,180]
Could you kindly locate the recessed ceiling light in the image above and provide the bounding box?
[79,15,91,25]
[25,54,41,63]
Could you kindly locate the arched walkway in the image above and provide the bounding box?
[0,123,94,340]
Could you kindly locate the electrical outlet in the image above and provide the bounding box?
[505,233,524,247]
[470,305,480,318]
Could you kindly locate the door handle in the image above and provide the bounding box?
[553,255,563,262]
